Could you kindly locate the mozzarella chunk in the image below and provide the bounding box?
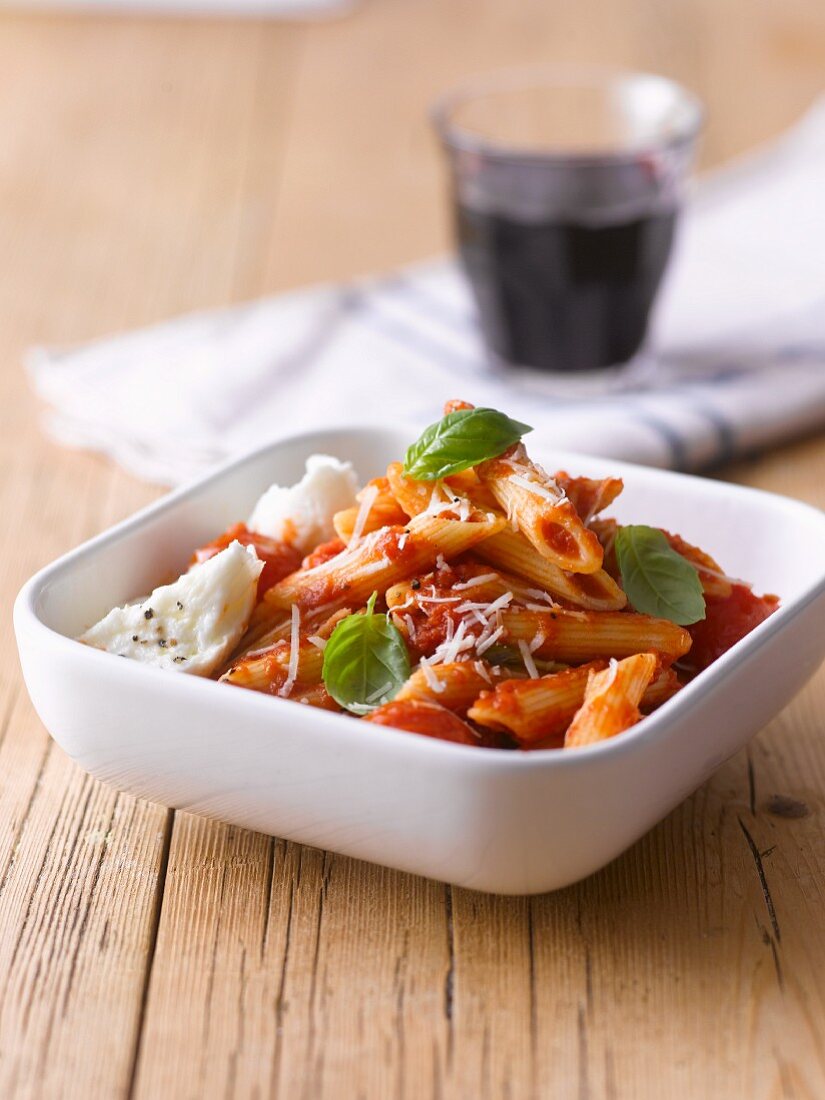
[80,541,263,676]
[248,454,358,553]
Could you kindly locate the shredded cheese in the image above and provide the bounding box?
[279,604,301,697]
[453,573,499,590]
[350,483,379,545]
[419,661,446,693]
[366,680,392,704]
[403,614,417,643]
[474,660,492,685]
[518,639,539,679]
[475,625,504,656]
[306,634,327,650]
[508,473,566,503]
[526,588,555,605]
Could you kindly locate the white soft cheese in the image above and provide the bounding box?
[80,541,264,676]
[247,454,358,552]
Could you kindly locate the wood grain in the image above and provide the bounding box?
[0,2,824,1097]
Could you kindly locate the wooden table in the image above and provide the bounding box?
[2,3,825,1096]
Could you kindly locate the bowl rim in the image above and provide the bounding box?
[14,425,825,772]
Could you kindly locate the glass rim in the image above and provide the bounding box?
[431,63,705,167]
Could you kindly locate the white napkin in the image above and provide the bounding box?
[28,98,825,487]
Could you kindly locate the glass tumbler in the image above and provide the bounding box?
[433,66,703,376]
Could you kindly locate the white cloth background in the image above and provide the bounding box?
[28,98,825,487]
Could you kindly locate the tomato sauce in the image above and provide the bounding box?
[191,523,302,598]
[301,538,345,570]
[687,584,779,672]
[540,518,579,559]
[365,700,483,746]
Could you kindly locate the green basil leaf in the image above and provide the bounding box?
[403,408,533,481]
[322,592,411,714]
[615,525,706,625]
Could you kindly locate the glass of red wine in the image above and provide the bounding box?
[434,65,703,380]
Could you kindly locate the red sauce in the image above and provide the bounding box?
[374,526,418,565]
[687,584,779,672]
[191,523,302,598]
[540,519,579,559]
[365,700,482,746]
[302,538,345,570]
[404,604,465,658]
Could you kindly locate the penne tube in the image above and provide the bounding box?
[334,478,409,544]
[469,661,678,746]
[477,526,627,611]
[553,471,624,522]
[477,444,604,574]
[395,660,523,714]
[661,530,736,599]
[245,511,506,643]
[640,666,682,710]
[222,608,348,691]
[386,461,432,516]
[469,661,608,746]
[565,653,658,748]
[220,638,323,694]
[500,608,691,665]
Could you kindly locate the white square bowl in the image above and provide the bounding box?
[14,428,825,894]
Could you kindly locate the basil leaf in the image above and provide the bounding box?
[322,592,411,714]
[403,408,533,481]
[615,525,706,625]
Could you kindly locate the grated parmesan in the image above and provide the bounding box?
[419,660,446,693]
[475,625,505,656]
[474,660,492,685]
[526,588,556,605]
[350,483,379,545]
[403,614,417,642]
[366,680,393,704]
[279,604,301,697]
[518,639,540,679]
[453,573,499,590]
[508,473,567,504]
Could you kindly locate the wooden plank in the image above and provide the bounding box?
[0,13,300,1099]
[133,832,452,1097]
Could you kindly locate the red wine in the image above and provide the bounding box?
[456,205,677,372]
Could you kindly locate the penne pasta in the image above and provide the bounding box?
[220,637,323,694]
[245,511,506,645]
[395,659,523,714]
[500,608,691,665]
[334,477,409,544]
[469,661,678,747]
[477,444,604,574]
[476,526,627,611]
[469,661,608,746]
[553,471,624,523]
[661,530,736,599]
[564,653,658,748]
[223,608,349,691]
